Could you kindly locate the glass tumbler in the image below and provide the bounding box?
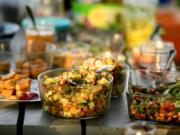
[25,19,55,55]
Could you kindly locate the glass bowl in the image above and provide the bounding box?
[127,68,180,123]
[53,46,90,69]
[38,68,113,119]
[74,57,129,98]
[126,92,180,123]
[17,42,56,78]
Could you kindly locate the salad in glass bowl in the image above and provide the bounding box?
[38,68,113,118]
[75,56,128,98]
[127,68,180,123]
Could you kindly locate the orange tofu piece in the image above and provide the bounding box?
[16,89,28,98]
[15,79,31,91]
[4,79,15,90]
[16,90,23,98]
[16,89,29,98]
[6,96,17,100]
[14,74,28,80]
[1,89,14,97]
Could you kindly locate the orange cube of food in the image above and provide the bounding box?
[16,90,23,98]
[14,74,28,80]
[4,79,15,90]
[6,96,18,100]
[15,79,31,91]
[16,89,28,98]
[1,89,14,97]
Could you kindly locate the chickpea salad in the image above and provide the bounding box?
[39,68,113,118]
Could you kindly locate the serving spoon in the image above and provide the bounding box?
[96,65,113,73]
[26,5,37,29]
[165,49,176,70]
[68,80,78,86]
[163,83,178,95]
[68,65,114,86]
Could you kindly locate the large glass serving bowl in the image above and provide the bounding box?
[38,68,113,119]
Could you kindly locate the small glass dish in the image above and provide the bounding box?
[38,68,113,119]
[17,42,56,78]
[53,46,90,69]
[127,68,180,123]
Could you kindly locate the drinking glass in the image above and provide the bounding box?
[25,19,55,55]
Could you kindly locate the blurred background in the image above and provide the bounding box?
[0,0,180,66]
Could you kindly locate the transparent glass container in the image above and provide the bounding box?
[17,42,56,78]
[127,68,180,123]
[38,68,113,119]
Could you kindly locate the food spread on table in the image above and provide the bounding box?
[1,1,180,130]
